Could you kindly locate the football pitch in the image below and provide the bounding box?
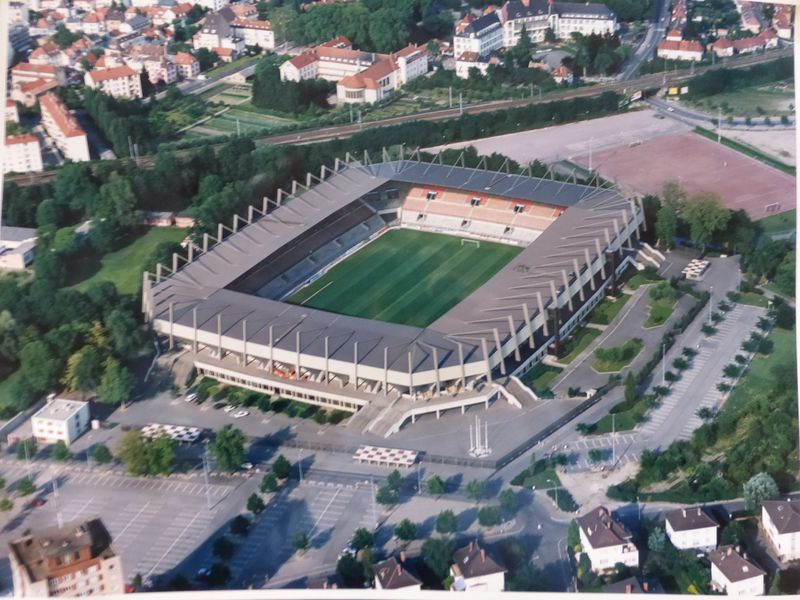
[287,229,522,327]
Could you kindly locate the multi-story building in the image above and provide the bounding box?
[450,541,506,592]
[9,2,30,25]
[282,37,427,104]
[84,65,143,98]
[773,5,793,39]
[192,6,244,56]
[231,19,275,49]
[665,506,718,551]
[10,62,65,87]
[39,92,91,163]
[500,0,616,46]
[0,226,37,271]
[9,24,32,57]
[3,134,43,174]
[762,500,800,562]
[9,519,124,597]
[656,39,703,61]
[144,58,178,84]
[6,99,19,123]
[174,52,200,79]
[196,0,230,10]
[577,506,639,572]
[453,11,503,59]
[710,546,765,597]
[374,554,421,591]
[31,395,90,446]
[455,51,494,78]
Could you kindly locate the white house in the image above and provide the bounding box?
[577,506,639,572]
[665,506,718,551]
[450,541,506,592]
[762,500,800,562]
[453,11,503,59]
[231,19,275,50]
[500,0,616,47]
[455,51,494,78]
[0,227,37,271]
[31,395,91,446]
[3,135,42,175]
[656,39,703,61]
[174,51,201,79]
[710,546,765,597]
[374,554,421,591]
[84,65,143,98]
[39,92,90,163]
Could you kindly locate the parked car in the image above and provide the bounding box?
[240,462,254,471]
[195,567,211,580]
[233,410,249,418]
[28,498,46,508]
[223,405,236,413]
[212,401,226,410]
[185,392,198,402]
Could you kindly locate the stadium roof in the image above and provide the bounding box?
[148,159,635,373]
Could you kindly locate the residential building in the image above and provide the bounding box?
[762,500,800,562]
[9,24,32,57]
[174,210,196,228]
[39,92,90,163]
[81,12,106,35]
[192,7,244,55]
[773,5,793,39]
[197,0,231,10]
[374,554,421,591]
[174,52,200,78]
[734,0,762,34]
[552,64,573,83]
[450,541,506,592]
[6,100,19,123]
[603,577,661,594]
[0,226,37,270]
[31,395,91,446]
[11,78,60,108]
[577,506,639,572]
[231,19,275,49]
[11,62,65,87]
[500,0,616,47]
[84,65,143,98]
[656,39,703,61]
[230,2,258,19]
[283,37,427,104]
[712,37,735,57]
[732,28,778,54]
[3,135,43,175]
[709,546,765,597]
[455,51,494,78]
[665,506,718,551]
[144,58,178,84]
[453,11,503,59]
[9,519,124,597]
[10,2,30,25]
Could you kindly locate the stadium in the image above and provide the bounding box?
[143,153,646,437]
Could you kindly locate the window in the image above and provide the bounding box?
[514,204,524,213]
[470,197,481,206]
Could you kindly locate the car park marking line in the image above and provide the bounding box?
[62,495,96,522]
[307,489,342,540]
[146,511,204,577]
[114,501,152,540]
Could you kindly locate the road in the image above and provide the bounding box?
[6,48,791,188]
[647,96,796,128]
[618,0,671,81]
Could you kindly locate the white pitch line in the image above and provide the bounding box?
[299,281,332,305]
[307,488,341,541]
[146,511,203,578]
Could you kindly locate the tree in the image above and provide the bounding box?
[624,371,636,405]
[247,493,265,515]
[721,520,746,546]
[387,469,403,492]
[427,474,446,496]
[588,448,604,464]
[270,5,297,46]
[422,537,453,583]
[230,515,250,536]
[52,441,71,462]
[769,570,782,595]
[16,438,37,461]
[0,498,13,511]
[210,425,246,472]
[208,563,230,587]
[376,485,397,505]
[336,553,364,588]
[436,509,458,535]
[20,340,62,394]
[17,477,36,496]
[499,489,519,513]
[655,202,678,249]
[96,172,138,228]
[681,193,731,251]
[293,532,310,553]
[351,527,374,551]
[478,505,502,527]
[146,435,175,475]
[260,473,278,494]
[116,430,174,476]
[91,444,113,464]
[544,27,557,43]
[509,564,550,591]
[567,519,581,552]
[272,454,292,479]
[98,358,136,405]
[743,472,779,510]
[466,479,485,502]
[512,25,534,67]
[104,309,142,359]
[62,346,104,391]
[648,526,667,552]
[52,24,81,48]
[773,252,795,298]
[212,535,235,560]
[394,518,417,542]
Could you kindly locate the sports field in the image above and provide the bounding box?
[287,229,521,327]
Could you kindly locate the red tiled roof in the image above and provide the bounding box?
[287,53,316,69]
[213,47,234,57]
[5,134,39,146]
[12,63,57,76]
[88,65,138,81]
[457,51,481,62]
[19,78,59,95]
[6,99,15,108]
[658,39,702,52]
[713,37,733,49]
[232,18,272,30]
[175,52,197,65]
[40,92,86,138]
[321,35,352,48]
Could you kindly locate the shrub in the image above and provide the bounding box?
[52,441,71,462]
[230,515,250,536]
[212,535,235,560]
[0,498,12,511]
[672,357,688,371]
[272,455,292,479]
[328,409,349,424]
[260,473,278,493]
[91,444,113,464]
[477,505,502,527]
[17,478,36,496]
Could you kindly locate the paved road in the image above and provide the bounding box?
[618,0,670,81]
[647,96,796,129]
[7,48,791,188]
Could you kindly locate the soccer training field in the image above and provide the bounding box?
[287,229,522,327]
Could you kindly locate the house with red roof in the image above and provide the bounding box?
[39,92,90,163]
[84,65,143,98]
[656,39,703,61]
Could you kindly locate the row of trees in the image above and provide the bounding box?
[251,57,334,115]
[684,57,793,101]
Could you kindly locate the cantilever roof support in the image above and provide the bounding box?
[324,337,330,385]
[522,302,535,348]
[156,263,163,283]
[407,352,414,395]
[507,315,521,362]
[192,307,198,354]
[268,325,274,373]
[242,319,248,365]
[168,302,174,350]
[457,342,466,389]
[481,338,492,384]
[584,248,596,291]
[561,269,574,311]
[296,330,302,377]
[595,238,607,278]
[353,341,359,389]
[431,346,441,395]
[537,291,548,336]
[217,312,223,359]
[573,259,585,302]
[383,346,389,395]
[493,328,506,376]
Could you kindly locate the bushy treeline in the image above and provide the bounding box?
[685,57,793,100]
[251,57,334,115]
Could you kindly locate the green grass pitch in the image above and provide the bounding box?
[287,229,522,327]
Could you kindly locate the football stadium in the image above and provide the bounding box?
[143,154,646,436]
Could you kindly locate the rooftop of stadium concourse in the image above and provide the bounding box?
[145,156,641,375]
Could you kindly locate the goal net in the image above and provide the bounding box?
[460,239,480,249]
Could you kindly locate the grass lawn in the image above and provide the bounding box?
[758,209,795,235]
[736,291,771,308]
[688,80,794,117]
[583,395,657,435]
[520,363,562,397]
[560,328,600,364]
[287,229,521,327]
[72,227,186,295]
[588,294,631,325]
[593,338,644,373]
[644,296,677,328]
[205,55,259,78]
[625,269,662,290]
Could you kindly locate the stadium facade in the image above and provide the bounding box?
[143,156,645,436]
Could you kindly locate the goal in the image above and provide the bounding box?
[460,239,480,249]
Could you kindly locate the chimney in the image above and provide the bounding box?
[469,541,474,552]
[625,584,633,594]
[480,548,486,562]
[682,508,687,518]
[743,552,748,560]
[396,563,402,576]
[521,0,530,6]
[727,547,733,556]
[400,551,406,563]
[643,582,649,592]
[697,507,702,516]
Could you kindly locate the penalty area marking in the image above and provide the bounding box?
[300,281,333,305]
